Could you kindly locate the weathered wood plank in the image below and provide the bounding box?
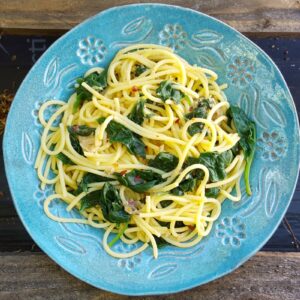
[0,0,300,34]
[0,252,299,299]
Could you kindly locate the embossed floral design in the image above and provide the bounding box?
[159,24,187,50]
[76,36,107,65]
[226,56,255,88]
[257,131,287,161]
[32,101,61,127]
[216,217,246,247]
[34,185,53,208]
[32,101,43,126]
[115,243,142,271]
[118,256,142,271]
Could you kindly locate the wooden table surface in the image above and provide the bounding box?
[0,1,300,299]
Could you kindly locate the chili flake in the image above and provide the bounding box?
[131,86,138,92]
[120,170,127,176]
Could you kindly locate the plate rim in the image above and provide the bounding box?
[3,3,300,296]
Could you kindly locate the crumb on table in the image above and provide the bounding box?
[0,90,14,135]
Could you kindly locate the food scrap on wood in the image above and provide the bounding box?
[0,90,14,135]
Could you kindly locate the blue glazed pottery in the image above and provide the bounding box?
[3,4,299,295]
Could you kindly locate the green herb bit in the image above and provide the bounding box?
[68,132,84,156]
[97,117,106,124]
[128,100,145,125]
[170,177,197,196]
[185,99,211,136]
[205,187,220,198]
[108,223,129,247]
[156,80,185,104]
[67,125,95,136]
[148,152,179,172]
[135,65,148,77]
[160,200,173,208]
[106,121,146,158]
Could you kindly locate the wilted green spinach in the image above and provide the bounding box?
[227,106,256,195]
[73,70,107,112]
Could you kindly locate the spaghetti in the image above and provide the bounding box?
[35,44,256,258]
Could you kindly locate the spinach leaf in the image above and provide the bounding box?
[156,80,185,104]
[171,177,197,195]
[73,70,107,112]
[206,187,220,198]
[71,183,83,196]
[128,100,145,125]
[221,150,233,167]
[106,121,146,158]
[160,200,173,208]
[185,99,211,136]
[79,190,101,211]
[80,172,114,193]
[97,117,106,124]
[231,143,241,156]
[99,183,131,223]
[114,169,163,193]
[135,65,148,76]
[170,151,233,196]
[185,152,232,183]
[84,172,114,184]
[196,152,226,182]
[185,99,211,119]
[72,173,113,196]
[80,183,130,223]
[68,125,95,136]
[56,153,75,165]
[227,106,256,195]
[68,132,84,156]
[148,152,179,172]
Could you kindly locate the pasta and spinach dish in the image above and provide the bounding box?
[35,44,256,258]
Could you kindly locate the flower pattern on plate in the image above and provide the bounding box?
[257,131,287,161]
[226,56,255,88]
[32,101,44,127]
[33,101,62,128]
[115,243,142,271]
[216,217,246,247]
[118,255,142,271]
[34,185,53,208]
[76,36,107,65]
[159,24,188,50]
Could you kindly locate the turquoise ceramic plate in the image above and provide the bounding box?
[3,4,300,295]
